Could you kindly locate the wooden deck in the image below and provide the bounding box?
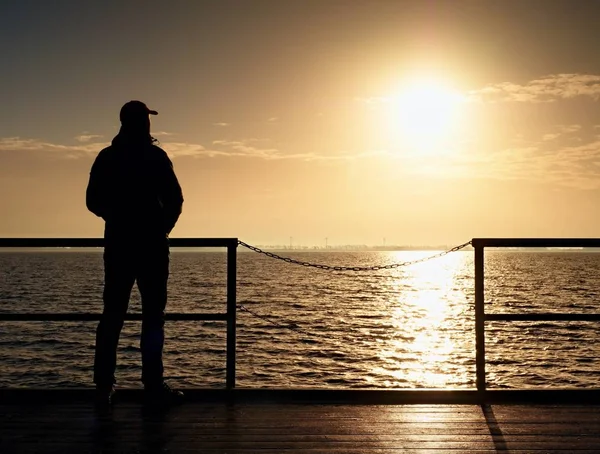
[2,394,600,453]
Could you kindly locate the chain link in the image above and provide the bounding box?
[237,240,472,272]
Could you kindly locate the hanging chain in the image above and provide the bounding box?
[237,240,472,272]
[235,239,473,333]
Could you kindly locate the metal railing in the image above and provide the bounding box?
[472,238,600,391]
[0,238,238,389]
[3,237,600,393]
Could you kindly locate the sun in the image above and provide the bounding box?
[387,78,464,152]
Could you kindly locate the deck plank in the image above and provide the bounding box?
[1,401,600,453]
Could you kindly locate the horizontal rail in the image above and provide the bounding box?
[473,237,600,392]
[0,313,227,321]
[472,238,600,248]
[0,236,239,388]
[486,313,600,322]
[0,238,239,248]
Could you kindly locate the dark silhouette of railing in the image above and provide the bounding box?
[0,238,238,389]
[3,237,600,394]
[472,238,600,392]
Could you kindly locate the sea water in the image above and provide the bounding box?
[1,249,600,389]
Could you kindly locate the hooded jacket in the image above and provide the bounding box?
[86,136,184,242]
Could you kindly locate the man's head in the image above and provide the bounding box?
[119,101,158,135]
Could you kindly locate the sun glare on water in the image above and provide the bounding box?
[373,252,472,388]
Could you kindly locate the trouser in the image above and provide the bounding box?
[93,241,170,387]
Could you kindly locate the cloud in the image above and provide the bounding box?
[210,139,390,161]
[152,131,174,137]
[75,134,103,142]
[0,136,226,160]
[456,138,600,190]
[541,125,582,141]
[5,132,600,189]
[212,140,281,159]
[267,117,278,122]
[0,135,386,162]
[161,142,232,158]
[558,124,582,134]
[537,141,600,189]
[542,133,561,141]
[471,74,600,103]
[0,137,105,155]
[212,122,230,127]
[357,73,600,107]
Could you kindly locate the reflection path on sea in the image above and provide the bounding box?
[374,252,474,388]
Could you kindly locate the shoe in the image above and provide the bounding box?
[95,384,116,409]
[144,382,185,407]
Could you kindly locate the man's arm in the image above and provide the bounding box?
[86,151,108,219]
[158,152,184,235]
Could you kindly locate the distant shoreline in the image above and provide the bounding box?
[3,247,600,253]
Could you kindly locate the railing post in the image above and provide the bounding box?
[226,241,237,389]
[474,243,486,392]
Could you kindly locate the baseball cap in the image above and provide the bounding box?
[119,100,158,123]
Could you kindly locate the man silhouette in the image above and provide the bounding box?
[86,101,184,407]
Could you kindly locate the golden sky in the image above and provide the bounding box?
[2,0,600,246]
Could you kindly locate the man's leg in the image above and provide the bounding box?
[94,248,135,387]
[137,243,169,386]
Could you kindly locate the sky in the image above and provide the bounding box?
[2,0,600,247]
